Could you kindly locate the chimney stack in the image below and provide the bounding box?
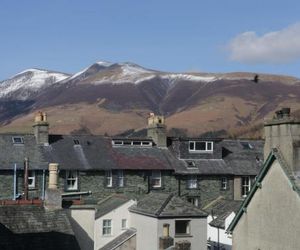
[264,107,300,173]
[45,163,61,210]
[33,111,49,145]
[159,224,174,250]
[147,113,167,147]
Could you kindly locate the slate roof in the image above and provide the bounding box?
[0,205,80,250]
[221,139,264,175]
[99,228,136,250]
[129,192,207,218]
[203,198,242,229]
[95,194,131,219]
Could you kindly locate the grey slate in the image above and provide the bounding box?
[95,194,131,219]
[204,198,242,229]
[0,205,80,250]
[99,228,136,250]
[129,192,207,218]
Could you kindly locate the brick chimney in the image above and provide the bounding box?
[159,223,174,250]
[33,111,49,145]
[45,163,62,210]
[147,113,167,147]
[264,107,300,172]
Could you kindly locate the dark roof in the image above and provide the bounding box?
[227,148,300,233]
[203,198,242,229]
[0,205,80,250]
[0,134,48,170]
[222,139,264,175]
[95,194,131,219]
[99,228,136,250]
[129,192,207,218]
[176,159,233,175]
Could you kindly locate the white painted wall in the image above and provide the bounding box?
[130,212,159,250]
[68,208,95,250]
[94,200,136,250]
[207,213,235,250]
[233,160,300,250]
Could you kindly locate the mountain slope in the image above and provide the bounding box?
[0,61,299,137]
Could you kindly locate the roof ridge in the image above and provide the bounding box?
[155,193,173,216]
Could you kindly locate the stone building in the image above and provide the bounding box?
[227,108,300,250]
[0,112,263,209]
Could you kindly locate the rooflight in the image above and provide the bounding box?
[112,140,152,147]
[12,136,24,144]
[73,139,80,145]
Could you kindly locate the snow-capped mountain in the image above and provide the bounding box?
[0,69,70,100]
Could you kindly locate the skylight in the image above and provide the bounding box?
[73,139,80,145]
[12,136,24,144]
[240,141,254,150]
[112,140,152,147]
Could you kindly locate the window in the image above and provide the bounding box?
[175,220,191,235]
[102,219,112,236]
[187,197,199,207]
[73,139,80,145]
[186,161,196,168]
[187,175,198,189]
[12,136,24,144]
[28,171,35,189]
[106,170,112,187]
[117,170,124,187]
[112,140,152,147]
[189,141,213,152]
[240,141,254,150]
[242,176,251,197]
[121,219,127,230]
[66,171,78,191]
[221,177,227,190]
[151,170,161,188]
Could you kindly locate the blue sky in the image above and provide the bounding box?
[1,0,300,79]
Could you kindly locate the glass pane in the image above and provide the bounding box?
[195,142,206,150]
[189,142,195,150]
[207,142,212,150]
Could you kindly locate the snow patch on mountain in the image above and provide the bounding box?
[162,73,217,83]
[0,69,69,99]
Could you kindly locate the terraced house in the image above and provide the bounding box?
[0,112,263,208]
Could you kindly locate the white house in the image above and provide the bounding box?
[67,194,136,250]
[204,198,241,250]
[129,192,208,250]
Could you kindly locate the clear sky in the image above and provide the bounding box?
[1,0,300,80]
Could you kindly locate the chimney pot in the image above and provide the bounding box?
[48,163,59,189]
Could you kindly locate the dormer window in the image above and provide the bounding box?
[12,136,24,144]
[189,141,213,152]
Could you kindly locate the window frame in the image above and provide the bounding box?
[189,141,213,153]
[28,170,36,189]
[12,136,24,144]
[221,177,228,190]
[105,170,113,188]
[117,170,124,187]
[241,176,251,197]
[175,220,191,236]
[151,170,162,188]
[187,197,199,207]
[102,219,112,236]
[121,219,127,230]
[65,170,78,191]
[187,175,198,189]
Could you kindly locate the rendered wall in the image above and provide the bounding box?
[233,160,300,250]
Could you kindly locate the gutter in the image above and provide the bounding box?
[62,191,92,197]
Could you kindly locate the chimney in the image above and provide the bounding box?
[174,241,191,250]
[33,111,49,145]
[45,163,62,210]
[264,107,300,172]
[147,113,167,147]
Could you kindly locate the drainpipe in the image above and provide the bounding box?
[24,158,29,200]
[13,163,17,200]
[42,169,45,200]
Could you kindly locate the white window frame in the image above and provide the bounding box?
[12,136,24,144]
[187,197,199,207]
[121,219,127,230]
[117,170,124,187]
[221,177,227,190]
[65,170,78,191]
[189,141,213,152]
[187,175,198,189]
[102,219,112,236]
[242,176,251,197]
[28,170,36,189]
[106,170,113,187]
[151,170,161,188]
